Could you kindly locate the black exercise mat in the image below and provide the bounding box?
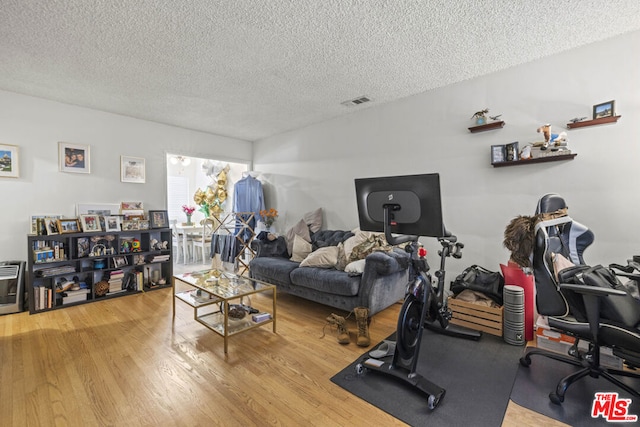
[511,353,640,426]
[331,329,523,426]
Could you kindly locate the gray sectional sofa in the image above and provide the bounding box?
[249,230,409,316]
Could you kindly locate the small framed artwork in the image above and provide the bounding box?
[57,218,81,234]
[77,237,90,257]
[44,218,60,235]
[491,144,506,164]
[149,210,169,228]
[30,214,62,235]
[121,201,143,210]
[593,100,615,120]
[80,214,102,232]
[113,256,128,268]
[77,203,120,217]
[0,144,19,178]
[121,156,146,183]
[59,142,90,174]
[122,220,139,231]
[138,220,150,230]
[104,216,121,232]
[505,142,519,161]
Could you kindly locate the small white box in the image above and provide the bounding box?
[252,312,271,322]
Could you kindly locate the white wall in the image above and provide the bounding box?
[0,90,252,262]
[253,31,640,276]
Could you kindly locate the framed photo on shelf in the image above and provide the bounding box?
[505,142,519,161]
[491,144,506,164]
[80,214,102,232]
[0,144,19,178]
[59,142,90,174]
[121,201,143,210]
[44,218,60,235]
[30,214,62,235]
[120,156,146,183]
[76,203,120,217]
[113,256,128,268]
[77,237,90,257]
[104,216,121,232]
[57,218,81,234]
[122,220,139,231]
[149,210,168,228]
[593,100,615,119]
[138,220,150,230]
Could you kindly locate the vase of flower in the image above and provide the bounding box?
[182,205,196,226]
[260,208,278,232]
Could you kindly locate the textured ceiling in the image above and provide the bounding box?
[1,1,639,141]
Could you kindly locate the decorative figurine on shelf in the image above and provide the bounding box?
[132,238,141,252]
[489,114,502,121]
[520,145,533,160]
[471,108,489,125]
[536,124,568,151]
[569,117,587,123]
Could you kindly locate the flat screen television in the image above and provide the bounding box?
[354,173,445,238]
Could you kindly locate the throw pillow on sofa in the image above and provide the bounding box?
[299,246,339,268]
[303,207,323,233]
[290,234,312,262]
[285,219,311,256]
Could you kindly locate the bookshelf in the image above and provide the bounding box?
[26,228,172,314]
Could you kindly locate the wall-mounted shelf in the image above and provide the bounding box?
[566,115,621,129]
[492,153,577,168]
[469,121,505,133]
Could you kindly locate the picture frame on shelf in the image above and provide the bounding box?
[57,218,81,234]
[29,214,61,235]
[149,210,169,228]
[113,256,128,268]
[505,142,519,162]
[44,218,60,235]
[122,220,139,231]
[59,142,90,174]
[0,143,19,178]
[120,156,146,183]
[80,214,102,232]
[77,237,90,257]
[121,201,143,210]
[491,144,506,164]
[593,100,615,119]
[104,216,121,232]
[138,220,150,230]
[76,203,120,217]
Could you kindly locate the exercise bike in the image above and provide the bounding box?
[355,204,479,410]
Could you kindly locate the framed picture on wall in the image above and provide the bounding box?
[59,142,90,174]
[0,143,19,178]
[121,156,146,183]
[593,100,615,120]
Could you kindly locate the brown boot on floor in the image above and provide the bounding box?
[354,306,370,347]
[325,313,350,345]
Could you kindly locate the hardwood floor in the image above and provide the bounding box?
[0,267,568,426]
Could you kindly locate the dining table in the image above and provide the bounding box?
[175,224,201,263]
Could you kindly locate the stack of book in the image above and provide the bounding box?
[147,254,170,263]
[108,270,126,294]
[63,288,89,305]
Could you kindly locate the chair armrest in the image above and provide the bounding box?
[251,236,289,258]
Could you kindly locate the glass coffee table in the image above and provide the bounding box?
[173,269,276,353]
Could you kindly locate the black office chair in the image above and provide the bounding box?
[520,193,640,404]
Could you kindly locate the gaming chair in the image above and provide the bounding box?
[520,193,640,404]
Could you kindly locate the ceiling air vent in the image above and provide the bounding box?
[341,96,372,107]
